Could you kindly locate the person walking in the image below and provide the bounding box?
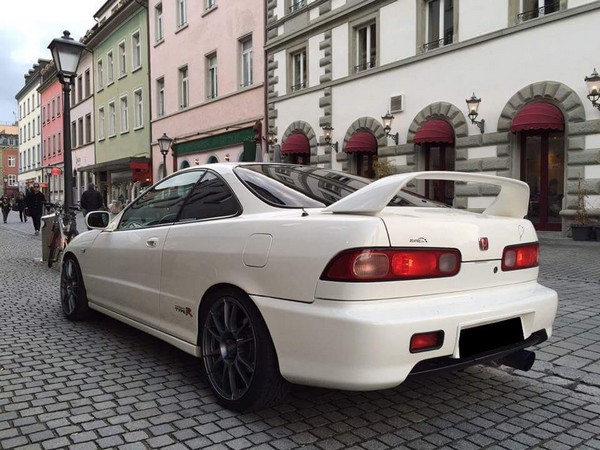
[80,183,104,217]
[0,194,11,224]
[15,192,27,223]
[25,183,46,235]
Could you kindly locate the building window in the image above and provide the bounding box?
[289,0,306,12]
[205,0,216,10]
[97,59,104,90]
[134,89,143,129]
[118,41,127,76]
[85,69,91,98]
[155,3,164,42]
[85,114,92,143]
[98,107,105,140]
[177,0,187,28]
[207,53,218,99]
[120,95,129,133]
[108,50,114,84]
[518,0,559,22]
[179,66,189,109]
[53,135,57,155]
[42,106,46,123]
[52,99,56,118]
[78,117,84,147]
[424,0,454,51]
[8,156,15,167]
[157,78,165,117]
[58,132,61,152]
[57,95,61,116]
[290,48,307,92]
[71,122,76,149]
[77,75,83,103]
[8,175,17,186]
[132,31,142,69]
[240,36,253,88]
[354,22,376,72]
[108,102,116,137]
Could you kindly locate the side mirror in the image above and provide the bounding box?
[86,211,110,229]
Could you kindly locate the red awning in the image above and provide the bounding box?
[50,167,63,176]
[281,133,310,154]
[511,102,564,132]
[345,131,377,153]
[413,120,454,144]
[130,161,151,183]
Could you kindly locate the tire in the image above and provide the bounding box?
[47,231,60,268]
[200,288,289,412]
[60,256,90,321]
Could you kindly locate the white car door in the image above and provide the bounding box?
[85,170,205,328]
[159,170,242,343]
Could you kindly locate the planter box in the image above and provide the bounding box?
[571,224,594,241]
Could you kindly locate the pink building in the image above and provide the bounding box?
[149,0,265,179]
[38,62,65,203]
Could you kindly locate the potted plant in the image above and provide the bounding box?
[571,175,595,241]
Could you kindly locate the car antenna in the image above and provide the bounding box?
[301,208,308,217]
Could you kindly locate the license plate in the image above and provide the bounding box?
[459,318,524,358]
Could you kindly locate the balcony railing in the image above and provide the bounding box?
[423,34,453,52]
[290,81,306,92]
[289,0,306,12]
[518,1,560,22]
[354,60,376,73]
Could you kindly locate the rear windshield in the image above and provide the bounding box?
[234,164,447,209]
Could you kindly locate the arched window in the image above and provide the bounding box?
[180,160,190,169]
[207,156,218,164]
[345,130,377,179]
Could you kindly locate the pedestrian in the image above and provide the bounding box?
[80,183,104,217]
[15,192,27,223]
[25,183,46,236]
[0,194,11,224]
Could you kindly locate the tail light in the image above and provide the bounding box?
[321,248,461,282]
[502,243,539,271]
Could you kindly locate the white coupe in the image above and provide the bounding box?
[61,163,558,411]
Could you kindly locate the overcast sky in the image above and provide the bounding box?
[0,0,102,124]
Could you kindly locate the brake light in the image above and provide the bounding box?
[502,243,539,271]
[322,248,461,281]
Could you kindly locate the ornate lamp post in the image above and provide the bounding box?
[158,133,173,179]
[47,31,86,209]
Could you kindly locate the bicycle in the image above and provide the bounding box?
[45,202,80,268]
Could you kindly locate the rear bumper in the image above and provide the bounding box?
[409,329,547,377]
[252,281,557,390]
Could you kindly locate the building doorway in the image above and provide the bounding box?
[424,143,455,205]
[520,131,564,231]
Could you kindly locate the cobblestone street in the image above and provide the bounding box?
[1,216,599,450]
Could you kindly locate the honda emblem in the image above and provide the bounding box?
[479,237,489,251]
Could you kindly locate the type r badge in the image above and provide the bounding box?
[479,237,489,251]
[175,305,193,317]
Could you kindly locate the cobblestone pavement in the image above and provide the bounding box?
[1,216,599,450]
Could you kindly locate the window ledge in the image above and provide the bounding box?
[175,23,189,35]
[108,134,116,139]
[107,80,115,87]
[118,73,127,80]
[202,4,218,17]
[154,38,165,48]
[120,130,130,135]
[132,65,142,74]
[133,125,144,131]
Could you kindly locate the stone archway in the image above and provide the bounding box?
[497,81,585,131]
[343,117,387,149]
[281,121,318,152]
[406,102,468,143]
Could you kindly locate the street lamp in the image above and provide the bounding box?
[585,68,600,111]
[48,31,86,209]
[381,111,399,145]
[158,133,173,179]
[465,92,486,134]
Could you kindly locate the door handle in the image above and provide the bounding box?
[146,238,159,248]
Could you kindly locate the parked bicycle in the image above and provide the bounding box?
[45,202,80,268]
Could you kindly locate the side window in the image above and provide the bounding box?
[117,171,204,230]
[178,171,240,221]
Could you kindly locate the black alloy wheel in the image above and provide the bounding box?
[200,289,288,411]
[60,257,90,321]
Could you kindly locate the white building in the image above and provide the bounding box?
[266,0,600,234]
[15,59,51,192]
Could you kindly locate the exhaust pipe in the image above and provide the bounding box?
[499,349,536,371]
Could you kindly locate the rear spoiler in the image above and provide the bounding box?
[324,171,530,218]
